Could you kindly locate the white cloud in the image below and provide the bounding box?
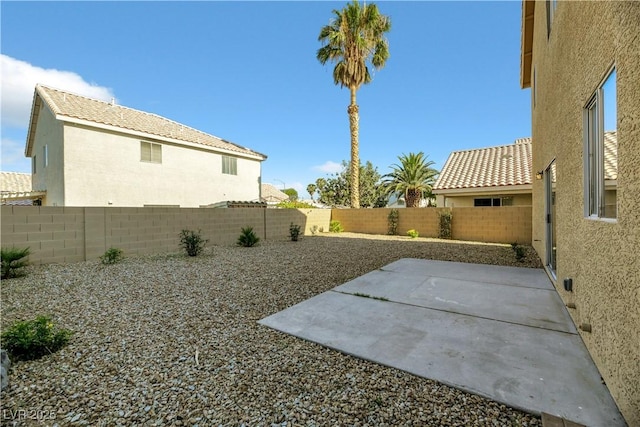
[312,160,343,174]
[1,54,116,128]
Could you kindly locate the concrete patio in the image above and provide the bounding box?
[259,259,625,427]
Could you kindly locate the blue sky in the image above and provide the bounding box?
[1,1,531,197]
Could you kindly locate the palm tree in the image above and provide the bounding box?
[383,152,439,208]
[317,1,391,209]
[307,183,317,201]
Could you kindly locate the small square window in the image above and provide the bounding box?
[222,155,237,175]
[141,141,162,163]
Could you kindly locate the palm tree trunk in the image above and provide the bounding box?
[348,86,360,209]
[406,189,419,208]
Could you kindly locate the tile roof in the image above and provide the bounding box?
[433,138,532,191]
[29,85,266,159]
[1,172,33,193]
[603,131,617,181]
[260,183,290,203]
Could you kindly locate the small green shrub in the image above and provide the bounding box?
[1,247,30,280]
[387,209,399,235]
[277,200,316,209]
[407,229,419,238]
[310,225,319,236]
[329,220,343,233]
[289,223,301,241]
[100,247,124,265]
[237,227,260,247]
[438,210,453,239]
[1,316,72,361]
[511,243,527,262]
[179,229,208,256]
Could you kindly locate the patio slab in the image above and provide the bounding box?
[259,259,625,427]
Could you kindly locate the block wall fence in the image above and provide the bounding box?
[1,206,531,265]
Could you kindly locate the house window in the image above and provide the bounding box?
[546,0,557,38]
[222,155,237,175]
[584,67,617,219]
[474,198,501,207]
[43,144,48,168]
[32,155,37,174]
[141,141,162,163]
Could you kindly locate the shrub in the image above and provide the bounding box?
[329,220,343,233]
[511,242,527,262]
[289,223,301,241]
[100,247,124,265]
[407,229,419,239]
[237,227,260,247]
[387,209,399,235]
[1,316,72,361]
[276,200,315,209]
[438,210,453,239]
[1,247,30,280]
[179,229,208,256]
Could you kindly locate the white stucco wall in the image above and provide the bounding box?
[61,123,261,207]
[30,103,65,206]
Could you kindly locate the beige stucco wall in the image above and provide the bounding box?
[437,193,532,208]
[30,103,65,205]
[528,1,640,423]
[59,124,261,207]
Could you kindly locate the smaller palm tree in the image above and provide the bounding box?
[383,152,438,208]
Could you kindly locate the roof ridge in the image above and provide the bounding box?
[448,138,532,155]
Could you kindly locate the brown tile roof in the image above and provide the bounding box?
[433,138,532,191]
[260,183,290,203]
[28,85,266,159]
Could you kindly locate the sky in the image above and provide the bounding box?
[1,1,531,197]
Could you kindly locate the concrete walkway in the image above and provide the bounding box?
[259,259,625,427]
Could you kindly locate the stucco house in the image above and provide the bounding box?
[433,138,532,208]
[25,85,267,207]
[521,1,639,424]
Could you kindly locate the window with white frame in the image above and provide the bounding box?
[584,67,617,219]
[141,141,162,163]
[474,198,501,207]
[43,144,48,168]
[222,155,237,175]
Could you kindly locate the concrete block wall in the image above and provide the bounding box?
[331,207,532,244]
[1,206,332,265]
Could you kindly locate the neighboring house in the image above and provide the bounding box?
[25,85,267,207]
[0,171,44,205]
[433,138,532,207]
[260,183,289,205]
[521,1,639,424]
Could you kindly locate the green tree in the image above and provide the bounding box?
[383,152,439,208]
[307,183,317,201]
[317,1,391,209]
[282,188,298,201]
[314,161,388,208]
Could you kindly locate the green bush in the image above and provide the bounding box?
[329,220,343,233]
[407,229,419,238]
[276,200,315,209]
[1,316,72,361]
[387,209,399,235]
[179,229,208,256]
[237,227,260,247]
[438,210,453,239]
[1,247,30,280]
[100,247,124,265]
[511,242,527,262]
[289,223,301,241]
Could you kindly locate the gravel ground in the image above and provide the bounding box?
[1,233,543,427]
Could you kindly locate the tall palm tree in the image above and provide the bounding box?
[317,1,391,209]
[384,152,439,208]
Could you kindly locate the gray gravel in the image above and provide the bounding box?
[1,233,542,426]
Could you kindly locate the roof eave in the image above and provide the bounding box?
[433,183,533,196]
[520,0,535,89]
[25,86,44,157]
